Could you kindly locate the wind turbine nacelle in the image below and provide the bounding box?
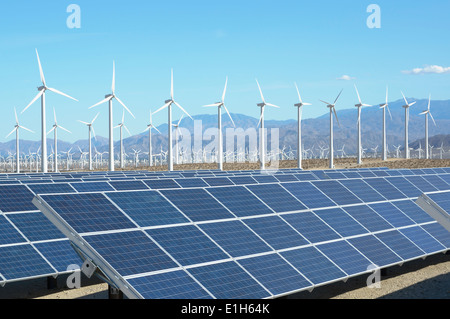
[355,104,362,108]
[38,86,46,91]
[105,94,113,99]
[294,103,303,107]
[257,103,265,107]
[165,99,172,104]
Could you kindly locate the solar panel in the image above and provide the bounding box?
[312,208,369,237]
[420,223,450,248]
[173,178,209,188]
[108,180,149,191]
[0,215,27,245]
[399,226,447,254]
[281,182,336,209]
[363,178,407,200]
[343,205,394,232]
[338,179,386,203]
[404,176,438,193]
[368,202,415,228]
[420,175,450,191]
[346,235,402,267]
[202,177,234,187]
[384,177,423,198]
[28,183,77,195]
[143,179,180,190]
[374,230,425,260]
[246,184,307,213]
[33,240,83,272]
[282,212,341,243]
[229,176,257,185]
[0,185,37,213]
[7,212,66,241]
[312,180,362,206]
[391,200,435,224]
[70,181,115,193]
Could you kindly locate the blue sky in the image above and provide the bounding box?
[1,0,449,142]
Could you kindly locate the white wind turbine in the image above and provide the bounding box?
[379,87,392,161]
[294,82,312,169]
[153,69,193,171]
[419,94,437,160]
[256,79,280,170]
[172,115,185,165]
[6,108,34,174]
[78,112,100,171]
[320,90,343,169]
[354,85,372,165]
[203,77,235,171]
[21,49,78,173]
[114,109,132,169]
[47,108,71,172]
[143,109,161,167]
[89,61,134,171]
[401,91,416,159]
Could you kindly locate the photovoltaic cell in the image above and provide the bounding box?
[404,176,438,193]
[0,215,26,245]
[242,216,309,250]
[28,183,77,195]
[187,261,270,299]
[199,220,272,257]
[338,179,386,203]
[420,175,450,191]
[229,176,257,185]
[347,235,402,267]
[399,226,446,254]
[312,180,362,206]
[391,200,434,224]
[420,223,450,248]
[363,178,407,200]
[313,208,369,237]
[127,270,212,299]
[237,253,311,296]
[246,184,307,213]
[281,246,346,285]
[425,192,450,213]
[108,180,149,191]
[384,177,423,198]
[161,188,235,222]
[252,175,279,184]
[83,230,178,277]
[0,185,37,212]
[282,182,336,209]
[294,173,319,181]
[106,191,189,227]
[7,212,65,241]
[282,212,341,243]
[70,181,115,193]
[40,193,136,233]
[343,205,393,232]
[34,240,83,272]
[274,174,298,182]
[146,225,229,266]
[143,179,180,190]
[375,230,425,260]
[202,177,234,187]
[368,202,415,227]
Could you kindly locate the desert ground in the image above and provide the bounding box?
[0,157,448,299]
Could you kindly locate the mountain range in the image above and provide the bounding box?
[2,98,450,158]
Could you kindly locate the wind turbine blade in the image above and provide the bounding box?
[153,126,162,134]
[177,115,184,126]
[59,125,72,134]
[203,103,221,107]
[22,90,44,114]
[333,107,340,128]
[47,127,55,135]
[173,101,193,120]
[334,89,343,105]
[257,107,265,128]
[319,99,331,105]
[89,96,112,109]
[20,126,34,134]
[6,127,17,139]
[401,91,408,105]
[153,101,171,115]
[78,120,89,125]
[428,94,431,111]
[255,79,265,103]
[112,61,115,94]
[124,125,132,137]
[170,69,174,100]
[354,84,362,104]
[53,108,57,124]
[419,111,428,116]
[92,112,100,124]
[294,82,303,103]
[223,104,236,128]
[121,109,125,124]
[35,49,46,86]
[114,96,135,119]
[387,105,393,120]
[430,112,437,127]
[222,76,228,102]
[47,87,78,102]
[91,126,97,141]
[265,103,280,108]
[409,101,416,107]
[386,86,389,105]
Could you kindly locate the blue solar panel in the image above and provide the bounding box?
[404,176,438,193]
[127,270,212,299]
[173,178,209,188]
[202,177,234,187]
[229,176,257,185]
[143,179,180,189]
[391,200,435,224]
[313,208,369,237]
[343,205,393,232]
[252,175,279,184]
[70,181,115,193]
[420,223,450,248]
[246,184,307,213]
[106,191,189,227]
[242,216,309,250]
[384,177,423,198]
[368,202,415,227]
[312,180,362,206]
[34,240,83,272]
[425,192,450,212]
[338,179,386,203]
[325,172,347,180]
[28,183,77,195]
[206,186,273,217]
[363,178,407,200]
[237,253,311,296]
[420,175,450,191]
[0,215,27,245]
[40,193,136,233]
[294,173,319,181]
[282,212,341,243]
[399,226,446,254]
[0,185,37,213]
[281,246,346,285]
[347,235,402,267]
[7,212,65,241]
[375,230,425,260]
[199,220,272,257]
[187,261,270,299]
[282,182,336,209]
[0,244,55,280]
[146,225,229,266]
[108,180,149,191]
[274,174,298,182]
[83,230,178,277]
[316,240,372,276]
[161,188,235,222]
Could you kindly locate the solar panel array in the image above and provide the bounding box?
[32,167,450,299]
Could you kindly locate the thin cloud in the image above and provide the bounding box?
[402,65,450,75]
[336,75,356,81]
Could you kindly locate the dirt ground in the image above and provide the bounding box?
[0,158,448,300]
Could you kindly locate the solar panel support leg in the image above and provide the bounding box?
[47,276,58,290]
[108,285,123,300]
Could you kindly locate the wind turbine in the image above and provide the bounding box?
[354,85,372,165]
[419,94,437,160]
[78,112,100,171]
[172,115,185,165]
[294,82,312,169]
[153,69,193,171]
[21,49,78,173]
[89,61,134,171]
[320,90,343,169]
[401,91,416,159]
[143,109,161,167]
[203,77,235,171]
[47,108,71,172]
[6,108,34,174]
[114,109,132,169]
[256,79,280,170]
[379,87,392,161]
